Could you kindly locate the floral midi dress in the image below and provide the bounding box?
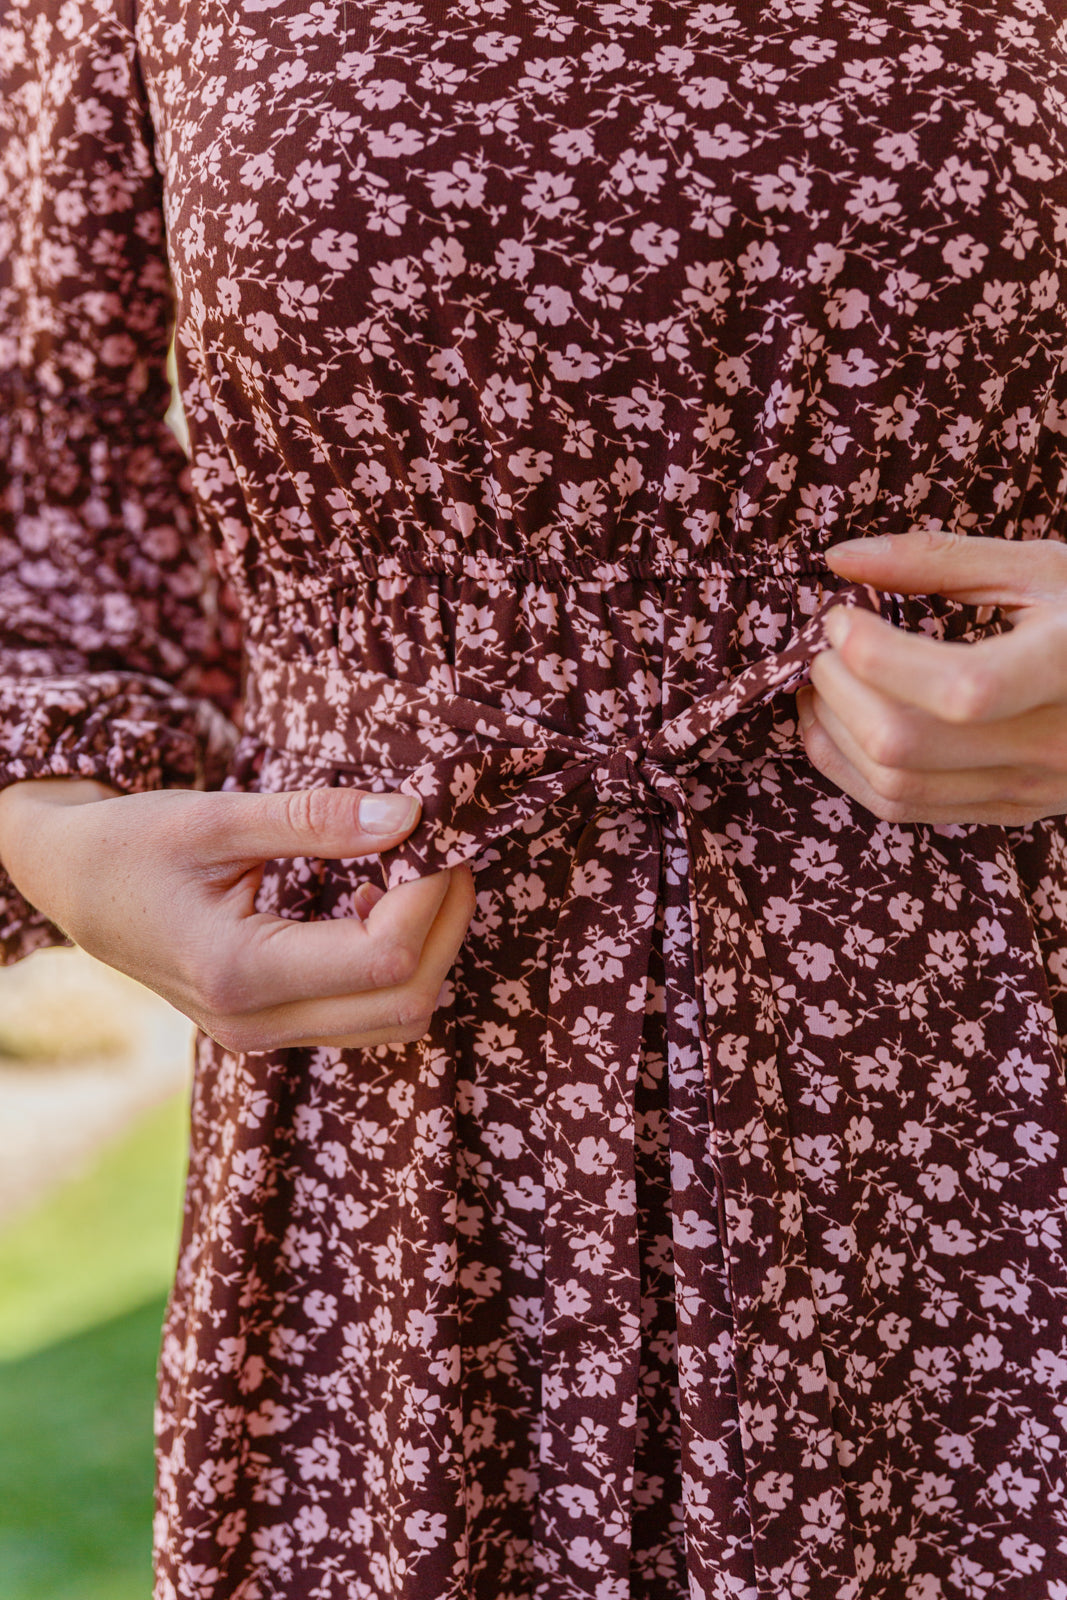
[5,1,1067,1596]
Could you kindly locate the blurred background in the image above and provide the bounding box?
[0,362,197,1599]
[0,948,195,1600]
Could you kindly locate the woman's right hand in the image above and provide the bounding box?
[0,779,475,1054]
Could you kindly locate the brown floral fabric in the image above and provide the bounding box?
[5,1,1067,1596]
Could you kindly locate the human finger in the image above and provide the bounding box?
[827,528,1067,610]
[206,869,455,1015]
[820,604,1067,724]
[189,786,422,865]
[797,689,1067,825]
[808,649,1067,773]
[207,865,477,1053]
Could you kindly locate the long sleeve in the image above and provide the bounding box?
[0,0,241,960]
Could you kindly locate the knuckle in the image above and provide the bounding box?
[282,786,336,839]
[867,763,916,806]
[192,968,249,1019]
[920,525,965,556]
[372,938,421,990]
[205,1015,260,1055]
[868,794,912,824]
[1008,768,1055,805]
[391,988,436,1039]
[941,666,995,723]
[842,629,881,678]
[863,716,914,772]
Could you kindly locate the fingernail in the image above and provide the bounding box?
[355,881,385,916]
[824,608,851,649]
[796,689,815,729]
[359,792,418,833]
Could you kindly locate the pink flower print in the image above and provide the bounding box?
[986,1464,1041,1514]
[1013,142,1056,182]
[737,239,781,284]
[295,1435,340,1483]
[548,126,597,164]
[579,262,630,308]
[826,347,879,387]
[404,1510,449,1549]
[977,1266,1031,1315]
[799,1489,845,1543]
[630,222,679,265]
[250,1525,294,1570]
[974,277,1021,337]
[997,1046,1050,1097]
[678,72,728,110]
[608,386,664,432]
[694,403,736,449]
[524,283,575,325]
[793,1135,840,1184]
[873,129,919,166]
[287,159,340,207]
[575,1136,614,1176]
[611,148,668,197]
[473,30,522,63]
[353,75,405,110]
[426,159,487,209]
[840,56,894,96]
[803,998,851,1037]
[571,1232,612,1274]
[684,175,735,236]
[682,259,732,315]
[825,287,869,328]
[999,1535,1045,1577]
[522,170,580,219]
[754,1470,795,1510]
[791,34,837,66]
[309,227,360,269]
[223,199,263,249]
[901,42,944,74]
[739,58,787,93]
[751,161,813,214]
[559,479,609,528]
[547,345,602,382]
[934,155,989,208]
[495,238,536,281]
[482,374,533,426]
[789,942,835,980]
[576,1351,624,1397]
[243,311,280,352]
[416,59,467,94]
[555,1278,593,1318]
[517,56,575,97]
[1015,1123,1059,1162]
[367,119,425,156]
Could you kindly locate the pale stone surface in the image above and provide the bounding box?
[0,948,195,1221]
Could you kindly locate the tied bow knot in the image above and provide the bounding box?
[591,734,674,820]
[245,587,882,1600]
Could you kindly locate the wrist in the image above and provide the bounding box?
[0,779,120,917]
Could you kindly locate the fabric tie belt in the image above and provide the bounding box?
[245,586,882,1600]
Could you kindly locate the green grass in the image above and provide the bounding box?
[0,1295,169,1600]
[0,1093,189,1361]
[0,1090,190,1599]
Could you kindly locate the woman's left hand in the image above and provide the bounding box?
[797,527,1067,826]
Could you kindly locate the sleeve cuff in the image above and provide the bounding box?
[0,671,238,963]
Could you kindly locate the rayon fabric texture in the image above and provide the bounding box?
[4,2,1067,1597]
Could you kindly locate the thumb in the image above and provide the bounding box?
[204,787,421,863]
[826,528,1067,611]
